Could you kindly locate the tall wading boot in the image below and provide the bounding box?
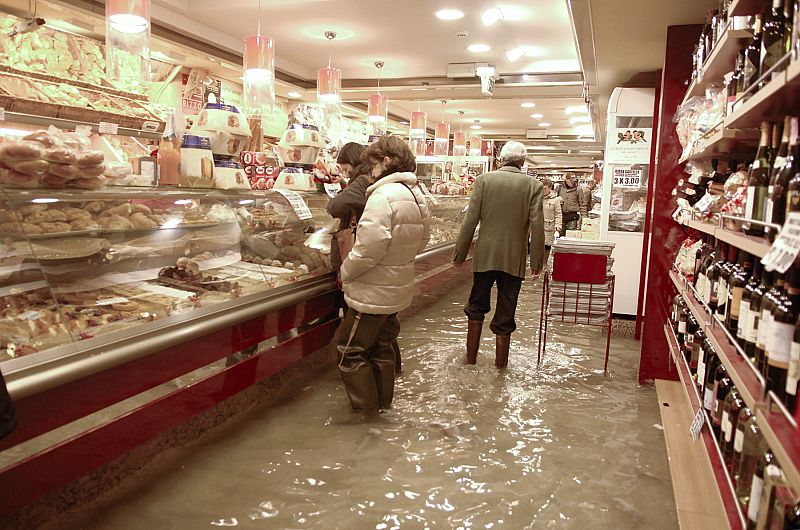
[495,335,511,369]
[373,339,396,411]
[337,315,380,413]
[465,320,483,364]
[392,339,402,374]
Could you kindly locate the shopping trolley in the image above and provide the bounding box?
[536,251,616,375]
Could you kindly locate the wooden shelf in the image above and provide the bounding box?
[728,0,766,16]
[757,408,800,495]
[668,270,763,409]
[725,68,794,129]
[684,220,772,258]
[684,28,754,103]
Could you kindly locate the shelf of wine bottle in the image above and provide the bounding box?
[669,269,763,409]
[756,407,800,495]
[726,62,797,129]
[680,126,760,163]
[684,220,772,258]
[684,27,755,103]
[664,321,747,530]
[727,0,767,17]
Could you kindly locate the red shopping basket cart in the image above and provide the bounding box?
[536,252,615,375]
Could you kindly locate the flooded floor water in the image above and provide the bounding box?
[70,276,677,530]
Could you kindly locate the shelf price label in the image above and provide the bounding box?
[612,167,643,189]
[690,408,705,441]
[141,121,160,132]
[273,189,313,220]
[762,212,800,273]
[98,121,119,135]
[323,182,342,198]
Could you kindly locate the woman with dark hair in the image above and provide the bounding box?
[327,142,370,271]
[337,136,431,414]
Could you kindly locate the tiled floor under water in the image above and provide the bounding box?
[66,276,678,529]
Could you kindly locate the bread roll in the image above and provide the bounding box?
[130,204,152,214]
[130,212,158,229]
[0,222,43,235]
[22,130,58,148]
[77,164,105,178]
[69,219,100,231]
[38,221,71,233]
[8,159,49,177]
[76,151,104,167]
[102,203,131,217]
[0,167,39,188]
[62,207,91,221]
[84,201,106,214]
[0,142,44,162]
[98,214,133,230]
[42,174,73,188]
[43,148,78,165]
[47,163,79,179]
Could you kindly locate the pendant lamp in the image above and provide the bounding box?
[318,31,342,113]
[368,61,388,134]
[105,0,151,86]
[409,105,427,156]
[452,110,467,156]
[434,100,450,157]
[242,1,275,117]
[469,132,482,155]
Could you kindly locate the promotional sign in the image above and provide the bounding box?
[606,116,653,164]
[612,167,643,189]
[182,72,221,115]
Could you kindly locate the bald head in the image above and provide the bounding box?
[499,141,527,169]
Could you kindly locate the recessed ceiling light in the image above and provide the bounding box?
[470,124,482,130]
[506,48,524,61]
[482,7,504,26]
[539,122,552,127]
[520,102,536,108]
[531,113,544,119]
[565,105,588,114]
[287,91,302,98]
[436,9,465,20]
[570,116,591,124]
[467,43,492,53]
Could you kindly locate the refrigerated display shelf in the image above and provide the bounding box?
[685,220,772,258]
[683,28,754,103]
[669,269,763,409]
[664,321,745,530]
[756,407,800,494]
[679,127,759,163]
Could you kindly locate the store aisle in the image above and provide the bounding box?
[67,276,677,530]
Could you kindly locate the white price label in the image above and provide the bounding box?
[323,182,342,198]
[75,124,93,137]
[273,189,313,220]
[141,121,160,132]
[141,284,195,300]
[95,297,130,306]
[18,310,41,321]
[694,192,716,214]
[612,167,643,189]
[0,107,5,121]
[762,212,800,273]
[98,121,119,135]
[690,408,705,440]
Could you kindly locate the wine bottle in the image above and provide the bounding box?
[741,260,763,348]
[728,253,754,335]
[732,406,754,483]
[786,311,800,413]
[717,245,737,321]
[679,305,690,346]
[698,334,714,393]
[769,116,799,239]
[723,388,746,470]
[745,122,776,235]
[728,51,746,115]
[713,364,732,439]
[743,15,766,92]
[768,268,800,403]
[707,240,725,312]
[761,0,789,84]
[756,271,777,373]
[705,342,721,417]
[783,0,795,54]
[746,450,777,528]
[735,414,768,509]
[784,501,800,529]
[685,314,699,364]
[747,268,770,362]
[766,117,792,237]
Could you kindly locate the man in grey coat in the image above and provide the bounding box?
[452,141,545,368]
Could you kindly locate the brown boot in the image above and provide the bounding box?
[495,335,511,369]
[465,320,483,364]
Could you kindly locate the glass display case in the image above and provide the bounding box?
[0,186,468,366]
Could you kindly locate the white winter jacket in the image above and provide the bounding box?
[340,171,431,314]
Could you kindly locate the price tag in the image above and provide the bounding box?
[694,192,716,214]
[672,206,686,225]
[74,124,93,137]
[98,121,119,135]
[18,310,41,321]
[762,212,800,273]
[612,167,643,189]
[272,189,313,220]
[140,284,195,300]
[95,297,130,306]
[690,408,705,440]
[323,182,342,198]
[141,121,160,132]
[0,107,5,121]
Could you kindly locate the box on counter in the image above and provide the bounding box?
[581,218,600,233]
[565,230,583,239]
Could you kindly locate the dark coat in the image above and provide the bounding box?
[327,174,370,269]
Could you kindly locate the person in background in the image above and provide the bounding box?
[542,178,562,259]
[337,136,431,414]
[559,173,581,232]
[453,141,545,369]
[579,178,597,219]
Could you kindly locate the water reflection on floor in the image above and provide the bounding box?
[75,276,677,530]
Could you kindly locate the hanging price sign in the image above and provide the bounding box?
[273,189,313,220]
[762,212,800,273]
[323,182,342,198]
[612,167,643,189]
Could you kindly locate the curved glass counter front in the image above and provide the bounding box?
[0,187,469,366]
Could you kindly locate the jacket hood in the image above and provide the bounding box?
[366,171,418,197]
[545,190,558,199]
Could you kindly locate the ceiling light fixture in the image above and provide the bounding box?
[368,61,389,132]
[287,91,302,98]
[520,102,536,108]
[570,116,591,124]
[565,105,589,114]
[435,100,450,156]
[538,122,551,127]
[436,8,465,20]
[470,120,482,130]
[467,43,492,53]
[481,7,504,26]
[506,47,525,61]
[243,0,275,117]
[317,31,342,112]
[530,113,543,119]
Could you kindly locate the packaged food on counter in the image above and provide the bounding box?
[213,158,250,190]
[179,134,214,188]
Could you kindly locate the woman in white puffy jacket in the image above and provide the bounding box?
[338,136,431,413]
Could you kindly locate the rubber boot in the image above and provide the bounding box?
[495,334,511,369]
[338,316,380,413]
[373,339,396,411]
[392,339,402,374]
[465,320,483,364]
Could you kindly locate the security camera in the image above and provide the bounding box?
[9,17,46,38]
